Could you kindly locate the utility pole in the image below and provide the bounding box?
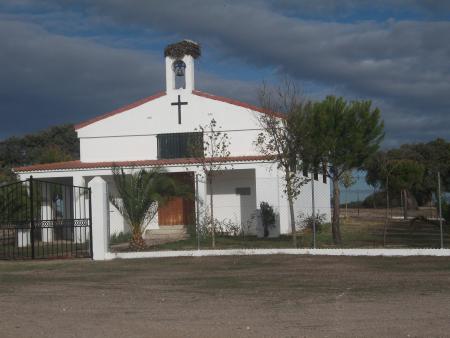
[195,173,200,251]
[311,178,316,249]
[438,172,443,249]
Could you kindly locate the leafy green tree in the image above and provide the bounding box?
[365,139,450,209]
[0,184,27,222]
[109,166,184,251]
[389,160,425,219]
[0,124,79,180]
[37,145,73,164]
[308,96,384,244]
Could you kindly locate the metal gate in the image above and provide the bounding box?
[0,177,92,259]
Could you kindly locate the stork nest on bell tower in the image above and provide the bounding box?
[164,40,201,59]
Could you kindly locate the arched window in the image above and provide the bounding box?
[173,59,186,89]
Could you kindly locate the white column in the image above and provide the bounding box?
[195,172,207,227]
[73,176,87,243]
[89,176,110,260]
[40,183,53,243]
[183,55,195,92]
[16,229,31,248]
[165,56,175,93]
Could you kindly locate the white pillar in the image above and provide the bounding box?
[195,172,207,227]
[40,183,53,243]
[16,229,31,248]
[183,55,195,92]
[73,176,87,243]
[88,176,110,260]
[165,56,176,93]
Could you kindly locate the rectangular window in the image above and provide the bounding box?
[236,187,251,195]
[157,132,203,159]
[313,170,319,181]
[302,168,308,177]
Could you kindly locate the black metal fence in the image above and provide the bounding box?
[0,177,92,259]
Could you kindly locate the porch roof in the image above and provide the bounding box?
[13,155,273,173]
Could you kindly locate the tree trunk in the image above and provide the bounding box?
[332,177,342,245]
[209,175,215,248]
[129,228,146,251]
[285,175,297,248]
[403,189,408,220]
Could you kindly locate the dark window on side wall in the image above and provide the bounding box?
[236,187,251,195]
[313,169,319,181]
[302,168,308,177]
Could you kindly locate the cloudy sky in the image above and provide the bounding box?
[1,0,449,147]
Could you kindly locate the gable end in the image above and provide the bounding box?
[74,91,166,131]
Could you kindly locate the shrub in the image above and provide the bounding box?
[297,212,327,233]
[110,232,132,245]
[260,202,276,237]
[442,200,450,224]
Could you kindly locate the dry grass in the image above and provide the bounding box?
[1,255,450,337]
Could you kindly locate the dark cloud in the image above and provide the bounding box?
[0,0,449,147]
[266,0,450,18]
[0,18,164,137]
[0,16,257,139]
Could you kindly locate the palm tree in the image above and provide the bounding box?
[109,166,185,251]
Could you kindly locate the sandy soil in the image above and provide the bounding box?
[1,255,450,337]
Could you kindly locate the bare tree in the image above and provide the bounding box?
[191,118,231,248]
[254,80,309,247]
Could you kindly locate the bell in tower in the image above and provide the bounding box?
[164,40,201,93]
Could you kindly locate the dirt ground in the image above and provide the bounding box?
[1,256,450,338]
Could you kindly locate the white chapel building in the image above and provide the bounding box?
[15,40,331,238]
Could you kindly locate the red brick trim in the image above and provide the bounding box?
[14,155,274,173]
[74,91,166,130]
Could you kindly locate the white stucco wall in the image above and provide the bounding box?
[77,91,264,162]
[204,169,257,234]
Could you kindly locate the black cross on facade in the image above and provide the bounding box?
[171,95,188,124]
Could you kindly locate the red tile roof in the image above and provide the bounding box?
[74,91,166,130]
[14,155,274,173]
[74,90,285,130]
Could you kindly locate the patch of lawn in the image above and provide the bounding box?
[151,235,296,251]
[112,210,450,252]
[298,222,383,248]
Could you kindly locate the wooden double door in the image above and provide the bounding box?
[158,172,195,226]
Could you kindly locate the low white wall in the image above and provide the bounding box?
[105,248,450,260]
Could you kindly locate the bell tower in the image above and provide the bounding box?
[164,40,201,94]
